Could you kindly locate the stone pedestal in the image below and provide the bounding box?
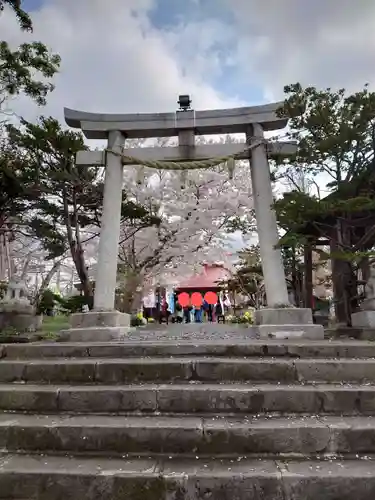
[254,307,324,339]
[0,301,37,332]
[0,278,39,332]
[351,296,375,328]
[59,311,131,342]
[362,297,375,310]
[351,310,375,329]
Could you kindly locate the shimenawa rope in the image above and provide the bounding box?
[104,137,266,171]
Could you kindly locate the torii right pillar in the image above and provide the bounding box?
[248,124,324,339]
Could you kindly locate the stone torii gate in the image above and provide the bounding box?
[62,100,323,341]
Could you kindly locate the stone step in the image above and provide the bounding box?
[1,413,375,457]
[3,340,375,360]
[0,453,374,500]
[2,357,375,384]
[0,383,375,415]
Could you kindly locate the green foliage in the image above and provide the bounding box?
[314,297,330,312]
[120,199,161,230]
[58,295,92,315]
[36,288,58,315]
[35,330,58,341]
[3,117,160,298]
[0,140,40,230]
[0,325,20,338]
[221,213,256,234]
[40,314,69,334]
[0,41,61,106]
[130,315,144,327]
[6,116,89,258]
[275,83,375,323]
[0,281,6,299]
[0,1,60,106]
[224,245,264,307]
[275,188,375,262]
[0,143,38,269]
[0,3,60,249]
[0,1,32,31]
[6,117,159,263]
[275,83,375,254]
[280,243,305,303]
[228,311,253,324]
[277,83,375,187]
[276,191,375,235]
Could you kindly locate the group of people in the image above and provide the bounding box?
[142,290,231,325]
[173,299,225,324]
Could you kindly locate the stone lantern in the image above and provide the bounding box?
[0,277,37,332]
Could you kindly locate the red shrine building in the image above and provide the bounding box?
[175,263,232,297]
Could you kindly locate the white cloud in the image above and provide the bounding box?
[223,0,375,99]
[162,18,236,83]
[0,0,242,127]
[2,0,375,125]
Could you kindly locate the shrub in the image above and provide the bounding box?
[58,295,93,315]
[0,281,7,299]
[130,315,144,327]
[37,289,60,315]
[228,310,254,324]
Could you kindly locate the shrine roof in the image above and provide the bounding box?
[176,264,232,290]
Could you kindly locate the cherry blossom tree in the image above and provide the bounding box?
[116,137,255,311]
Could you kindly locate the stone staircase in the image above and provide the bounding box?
[0,340,375,499]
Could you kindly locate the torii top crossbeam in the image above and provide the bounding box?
[64,102,288,140]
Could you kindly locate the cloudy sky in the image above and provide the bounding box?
[2,0,374,259]
[2,0,375,126]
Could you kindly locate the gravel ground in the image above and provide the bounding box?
[126,323,258,341]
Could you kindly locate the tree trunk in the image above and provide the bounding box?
[330,222,357,326]
[20,253,32,280]
[295,268,304,307]
[303,243,313,308]
[63,191,93,304]
[33,260,61,308]
[71,243,92,301]
[360,256,370,283]
[290,247,303,307]
[117,272,143,314]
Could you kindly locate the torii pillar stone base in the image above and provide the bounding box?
[254,308,324,340]
[59,311,130,342]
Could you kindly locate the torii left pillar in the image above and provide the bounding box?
[60,131,131,342]
[94,131,125,311]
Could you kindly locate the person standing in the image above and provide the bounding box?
[158,296,170,325]
[194,304,203,323]
[215,298,225,323]
[202,299,209,322]
[175,304,183,323]
[190,306,195,323]
[207,303,213,322]
[184,306,191,323]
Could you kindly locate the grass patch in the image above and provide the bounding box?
[41,315,69,333]
[35,315,70,341]
[0,315,69,343]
